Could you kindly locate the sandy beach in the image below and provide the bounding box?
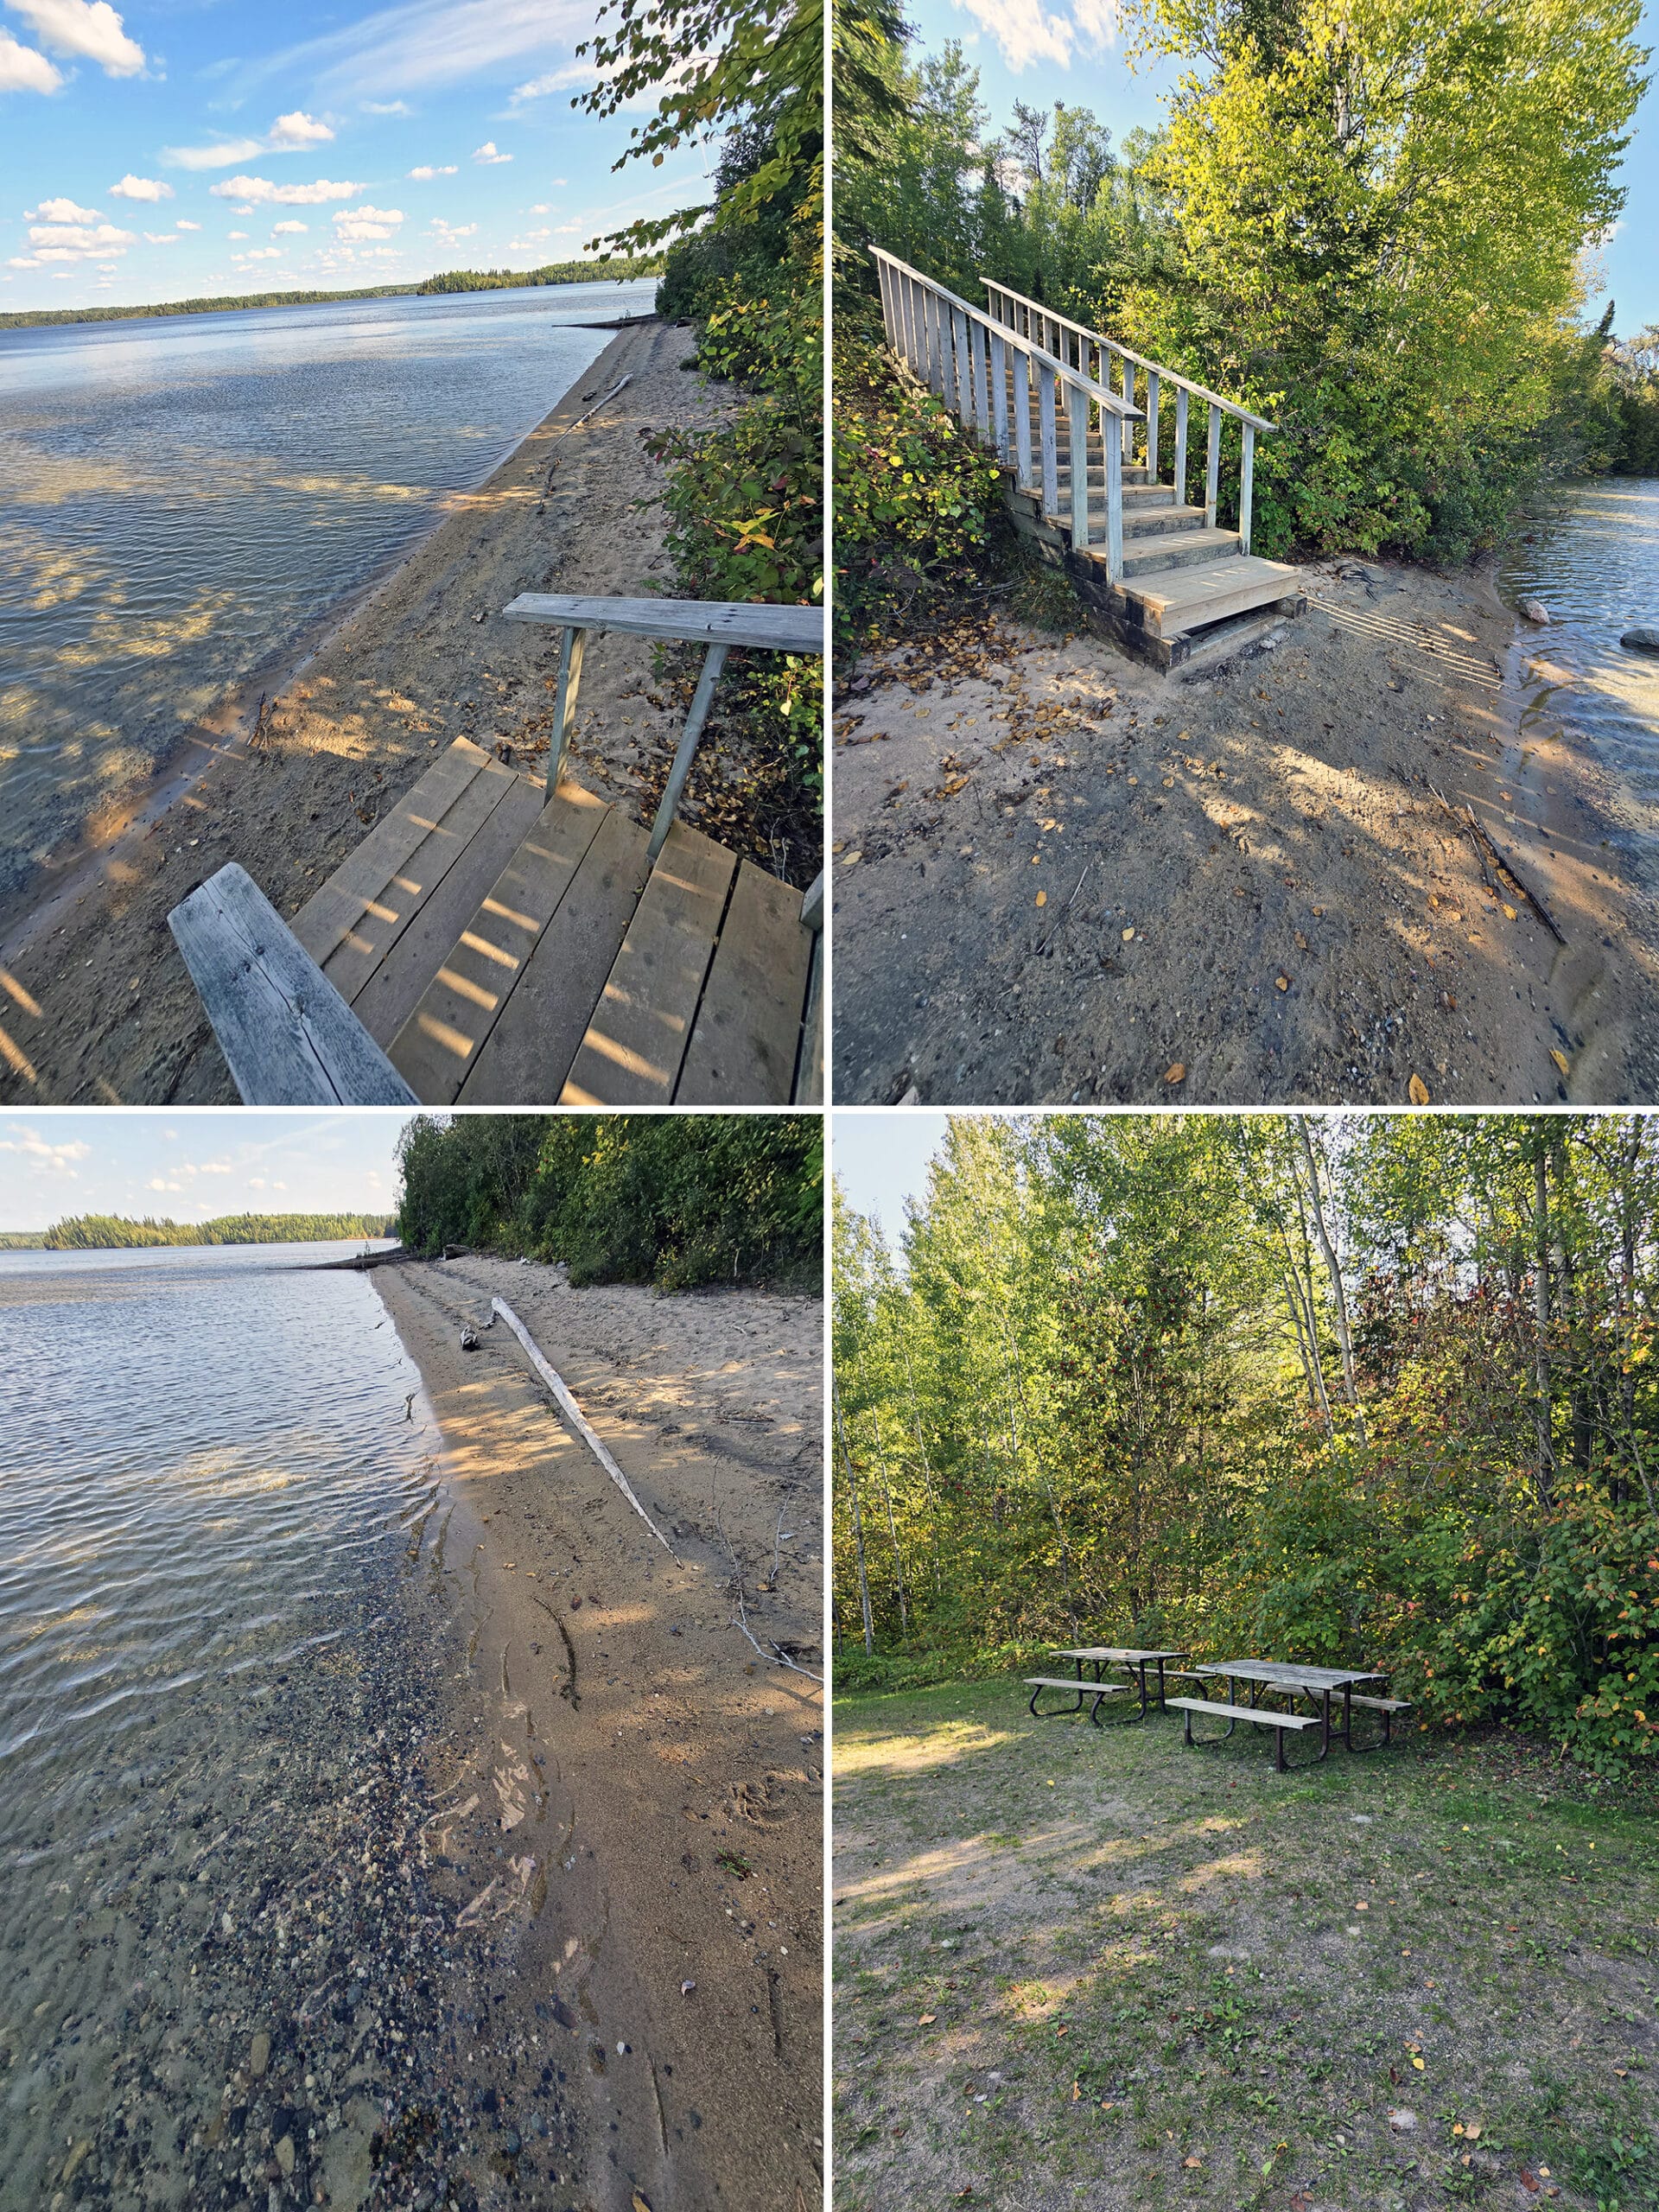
[372,1254,824,2212]
[831,557,1659,1105]
[0,317,734,1104]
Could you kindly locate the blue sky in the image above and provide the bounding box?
[909,0,1659,334]
[834,1111,952,1249]
[0,1109,411,1228]
[0,0,715,313]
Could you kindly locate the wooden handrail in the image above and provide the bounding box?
[982,277,1277,434]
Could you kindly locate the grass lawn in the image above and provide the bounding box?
[832,1678,1659,2212]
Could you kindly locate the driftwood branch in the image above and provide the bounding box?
[1427,783,1566,944]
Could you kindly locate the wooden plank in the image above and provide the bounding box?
[674,861,810,1104]
[388,784,610,1103]
[1166,1698,1318,1729]
[1024,1678,1131,1693]
[500,594,823,656]
[319,756,525,1007]
[350,768,546,1046]
[559,823,735,1106]
[793,932,823,1105]
[456,807,649,1103]
[291,738,492,969]
[168,863,418,1105]
[492,1297,677,1553]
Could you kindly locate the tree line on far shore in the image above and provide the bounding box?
[832,0,1656,640]
[835,1114,1659,1776]
[36,1213,396,1248]
[395,1114,822,1292]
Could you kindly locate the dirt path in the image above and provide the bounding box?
[833,1679,1659,2212]
[374,1255,824,2212]
[830,561,1659,1104]
[0,318,731,1103]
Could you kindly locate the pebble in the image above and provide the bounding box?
[250,2031,270,2078]
[1520,599,1550,625]
[1620,625,1659,652]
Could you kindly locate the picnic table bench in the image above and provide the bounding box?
[1172,1660,1406,1770]
[1027,1646,1191,1724]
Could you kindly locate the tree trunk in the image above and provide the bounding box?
[834,1385,876,1655]
[1296,1118,1365,1437]
[1532,1149,1556,1512]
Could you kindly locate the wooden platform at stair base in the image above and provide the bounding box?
[287,738,820,1105]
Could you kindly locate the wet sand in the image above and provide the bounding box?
[372,1255,825,2212]
[831,557,1659,1105]
[0,318,731,1104]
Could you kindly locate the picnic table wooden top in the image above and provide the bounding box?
[1193,1659,1385,1691]
[1054,1647,1190,1663]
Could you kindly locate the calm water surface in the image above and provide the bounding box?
[0,1242,461,2204]
[0,279,656,900]
[1498,476,1659,817]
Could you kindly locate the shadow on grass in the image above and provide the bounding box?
[832,1678,1659,2212]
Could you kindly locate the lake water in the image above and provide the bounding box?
[0,278,658,904]
[0,1242,485,2208]
[1498,476,1659,824]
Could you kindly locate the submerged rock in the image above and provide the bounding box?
[1620,625,1659,652]
[1520,599,1551,625]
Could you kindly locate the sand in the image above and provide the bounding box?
[0,318,734,1105]
[372,1255,824,2212]
[830,557,1659,1105]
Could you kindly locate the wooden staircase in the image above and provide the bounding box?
[874,251,1307,671]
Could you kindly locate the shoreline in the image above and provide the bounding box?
[831,551,1659,1105]
[372,1253,825,2212]
[0,315,731,1103]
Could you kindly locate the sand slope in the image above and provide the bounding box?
[374,1255,823,2212]
[0,319,730,1104]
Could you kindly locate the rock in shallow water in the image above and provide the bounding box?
[1620,625,1659,652]
[1520,599,1551,625]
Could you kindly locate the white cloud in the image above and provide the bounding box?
[0,29,62,92]
[509,62,592,102]
[259,0,600,101]
[163,137,264,170]
[472,139,510,163]
[249,1177,265,1190]
[334,201,403,240]
[198,1160,234,1174]
[226,229,248,238]
[428,218,476,239]
[175,217,200,230]
[9,0,144,75]
[147,1176,183,1193]
[143,230,178,243]
[360,97,410,113]
[510,226,550,246]
[528,201,549,213]
[0,1126,90,1167]
[271,219,308,234]
[950,0,1105,68]
[211,175,364,205]
[268,108,334,147]
[28,195,100,222]
[406,162,456,179]
[233,246,282,260]
[272,1180,287,1192]
[26,219,137,260]
[109,174,173,201]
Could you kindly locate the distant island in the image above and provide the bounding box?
[38,1212,397,1249]
[0,256,663,333]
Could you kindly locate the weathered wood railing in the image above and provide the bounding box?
[981,277,1275,557]
[872,247,1142,583]
[500,593,824,863]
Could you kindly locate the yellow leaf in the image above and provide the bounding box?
[842,851,862,868]
[1274,974,1290,992]
[1122,926,1135,941]
[1035,891,1047,907]
[1183,2156,1203,2169]
[1162,777,1174,788]
[918,2012,936,2025]
[1128,775,1139,786]
[1551,1049,1570,1077]
[1503,903,1518,921]
[1409,1074,1430,1105]
[1165,1063,1186,1085]
[1412,2056,1425,2071]
[1071,2079,1081,2101]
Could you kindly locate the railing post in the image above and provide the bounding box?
[991,332,1009,464]
[1147,371,1160,482]
[549,625,587,789]
[1239,423,1255,555]
[1174,387,1189,507]
[1104,427,1122,585]
[1039,362,1058,521]
[1121,357,1135,461]
[971,315,990,442]
[1014,348,1033,490]
[1067,376,1090,552]
[647,641,728,864]
[929,291,946,397]
[951,305,970,423]
[1205,403,1222,531]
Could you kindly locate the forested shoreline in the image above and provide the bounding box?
[38,1213,395,1249]
[834,1116,1659,1774]
[395,1114,822,1291]
[833,0,1659,643]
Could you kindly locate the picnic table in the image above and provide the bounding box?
[1025,1647,1190,1725]
[1169,1659,1408,1770]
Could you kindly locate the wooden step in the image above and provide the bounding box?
[1121,526,1242,577]
[1122,502,1207,540]
[1116,554,1307,639]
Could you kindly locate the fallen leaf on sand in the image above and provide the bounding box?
[1295,932,1309,950]
[1071,2080,1081,2101]
[1162,777,1175,788]
[633,2196,653,2212]
[1465,2122,1482,2140]
[1274,974,1290,991]
[1122,927,1135,941]
[918,2012,936,2025]
[1128,775,1139,786]
[1165,1063,1186,1085]
[842,851,862,868]
[1409,1074,1431,1105]
[1035,891,1047,907]
[1183,2157,1202,2169]
[1503,902,1518,920]
[1412,2056,1426,2071]
[1550,1049,1570,1077]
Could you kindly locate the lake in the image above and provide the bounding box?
[1499,475,1659,842]
[0,1241,487,2208]
[0,277,658,904]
